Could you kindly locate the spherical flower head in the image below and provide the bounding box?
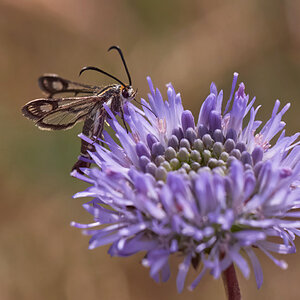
[71,73,300,292]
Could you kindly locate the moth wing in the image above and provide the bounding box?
[22,96,102,130]
[38,74,101,97]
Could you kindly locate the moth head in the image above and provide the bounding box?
[121,86,136,102]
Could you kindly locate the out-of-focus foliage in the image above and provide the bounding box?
[0,1,299,299]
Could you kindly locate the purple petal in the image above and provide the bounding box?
[176,253,192,293]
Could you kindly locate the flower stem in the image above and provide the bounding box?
[221,263,241,300]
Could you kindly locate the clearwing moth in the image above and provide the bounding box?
[22,46,137,173]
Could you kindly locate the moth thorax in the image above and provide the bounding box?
[106,98,113,108]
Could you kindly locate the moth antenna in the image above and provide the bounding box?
[108,46,132,86]
[79,66,126,86]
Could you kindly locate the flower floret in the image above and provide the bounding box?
[71,73,300,292]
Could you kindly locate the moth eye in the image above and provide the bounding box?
[122,89,129,98]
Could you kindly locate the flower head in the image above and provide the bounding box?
[71,73,300,292]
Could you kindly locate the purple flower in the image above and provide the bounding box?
[71,73,300,292]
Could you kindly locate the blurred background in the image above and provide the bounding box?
[1,0,300,299]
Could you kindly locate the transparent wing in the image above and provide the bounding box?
[38,74,101,97]
[22,95,102,130]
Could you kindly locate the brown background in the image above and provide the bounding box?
[1,0,300,299]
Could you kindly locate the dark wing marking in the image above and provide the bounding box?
[22,95,103,130]
[38,74,101,97]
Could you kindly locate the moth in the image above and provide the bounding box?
[22,46,137,173]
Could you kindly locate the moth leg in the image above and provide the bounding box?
[91,110,106,146]
[120,106,129,133]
